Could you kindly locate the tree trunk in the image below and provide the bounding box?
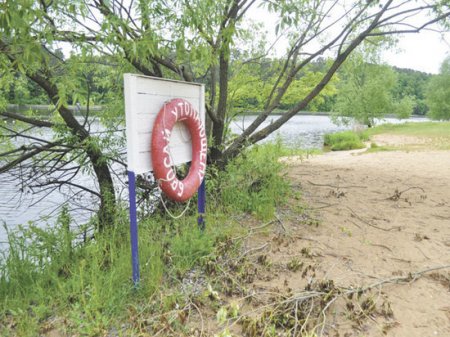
[26,71,117,231]
[209,49,230,167]
[90,150,116,231]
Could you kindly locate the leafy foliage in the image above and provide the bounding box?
[426,57,450,120]
[209,141,293,220]
[392,67,432,115]
[0,141,292,335]
[324,131,368,151]
[332,54,413,127]
[0,0,448,230]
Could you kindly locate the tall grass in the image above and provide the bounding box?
[323,131,368,151]
[0,141,293,336]
[210,142,291,220]
[0,208,164,335]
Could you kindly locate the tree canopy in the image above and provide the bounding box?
[332,53,414,127]
[393,67,432,116]
[426,57,450,120]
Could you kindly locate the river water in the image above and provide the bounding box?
[230,114,351,148]
[0,114,428,247]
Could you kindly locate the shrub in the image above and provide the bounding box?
[323,131,368,151]
[208,141,292,220]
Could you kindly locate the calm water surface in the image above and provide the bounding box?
[0,114,428,247]
[230,114,350,148]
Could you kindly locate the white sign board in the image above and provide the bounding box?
[124,74,205,175]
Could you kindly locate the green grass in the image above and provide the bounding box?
[367,121,450,150]
[0,141,295,336]
[324,122,450,152]
[211,141,304,220]
[367,121,450,137]
[323,131,369,151]
[364,142,393,153]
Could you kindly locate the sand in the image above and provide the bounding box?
[182,136,450,337]
[278,145,450,336]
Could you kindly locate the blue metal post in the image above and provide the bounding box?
[127,170,140,285]
[197,178,206,231]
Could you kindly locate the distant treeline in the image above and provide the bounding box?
[391,67,431,115]
[0,54,434,116]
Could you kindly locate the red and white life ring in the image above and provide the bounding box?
[151,98,207,202]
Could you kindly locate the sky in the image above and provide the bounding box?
[381,30,449,74]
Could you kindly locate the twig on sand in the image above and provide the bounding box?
[307,180,367,189]
[357,264,450,291]
[275,214,287,233]
[311,203,340,210]
[415,245,431,260]
[348,219,362,229]
[386,186,425,201]
[219,264,450,337]
[234,243,270,262]
[189,299,204,337]
[231,219,275,241]
[370,243,393,252]
[346,206,401,232]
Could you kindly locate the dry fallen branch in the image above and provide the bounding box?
[220,264,450,336]
[347,206,401,232]
[189,299,204,337]
[356,264,450,292]
[311,203,340,210]
[387,186,426,201]
[274,214,287,233]
[369,243,393,252]
[234,243,270,262]
[307,180,367,189]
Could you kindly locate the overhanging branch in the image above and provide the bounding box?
[1,111,55,127]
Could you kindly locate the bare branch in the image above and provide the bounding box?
[30,179,101,198]
[0,143,61,174]
[0,112,54,128]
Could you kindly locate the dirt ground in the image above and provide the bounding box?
[186,136,450,337]
[273,140,450,336]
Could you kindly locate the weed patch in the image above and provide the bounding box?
[0,142,294,336]
[211,142,292,220]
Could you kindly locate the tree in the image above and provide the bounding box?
[332,54,413,127]
[394,95,415,119]
[392,67,432,115]
[1,0,449,226]
[426,57,450,120]
[227,59,338,113]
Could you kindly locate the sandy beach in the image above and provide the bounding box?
[278,146,450,336]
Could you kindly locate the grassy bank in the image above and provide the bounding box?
[0,142,296,336]
[369,121,449,137]
[366,121,450,151]
[324,121,450,151]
